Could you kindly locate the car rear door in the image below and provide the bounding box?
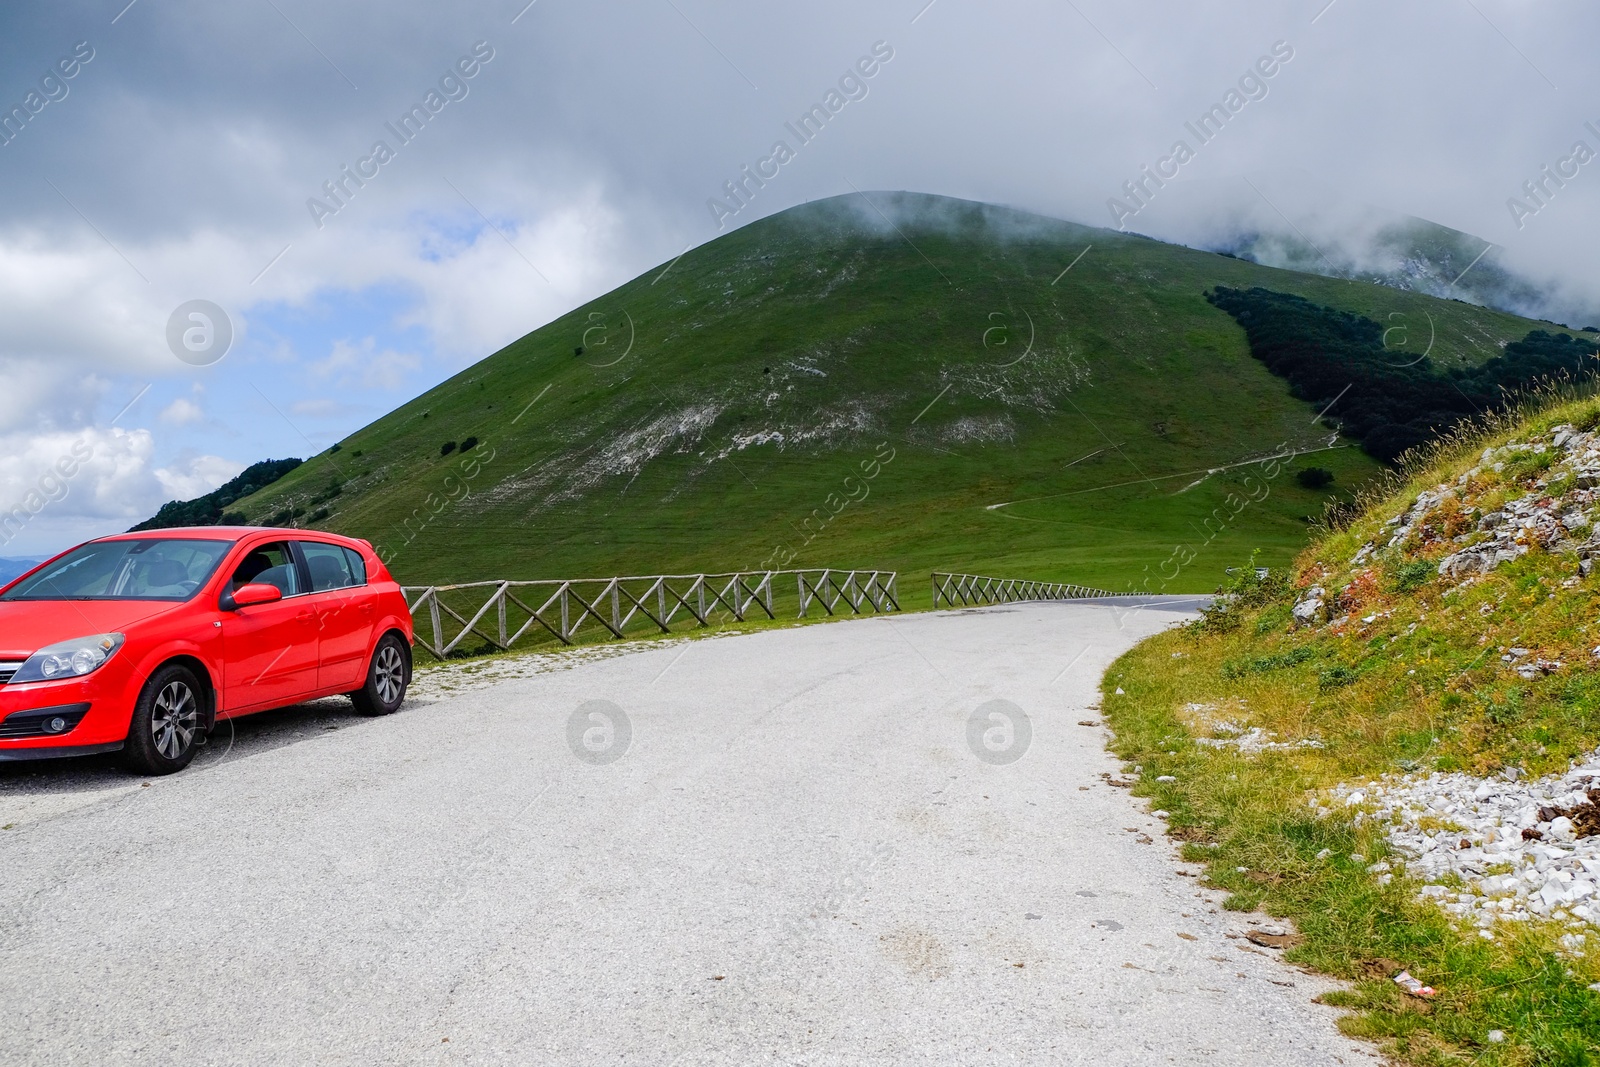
[219,540,320,713]
[294,540,374,692]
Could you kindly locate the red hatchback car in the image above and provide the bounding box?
[0,527,414,775]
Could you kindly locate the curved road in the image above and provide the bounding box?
[0,597,1373,1065]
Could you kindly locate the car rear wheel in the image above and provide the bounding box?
[123,664,204,776]
[350,633,409,716]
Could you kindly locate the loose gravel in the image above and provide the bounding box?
[1325,755,1600,952]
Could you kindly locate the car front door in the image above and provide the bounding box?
[294,540,374,692]
[219,540,320,714]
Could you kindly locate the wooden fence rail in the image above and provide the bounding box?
[930,571,1132,609]
[402,569,899,659]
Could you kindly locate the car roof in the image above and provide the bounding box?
[92,527,365,547]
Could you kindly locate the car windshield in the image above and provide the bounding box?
[0,538,234,601]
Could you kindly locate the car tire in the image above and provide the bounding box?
[123,664,205,776]
[350,633,409,716]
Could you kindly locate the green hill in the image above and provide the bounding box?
[227,192,1568,595]
[1104,395,1600,1063]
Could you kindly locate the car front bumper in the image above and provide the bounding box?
[0,664,136,757]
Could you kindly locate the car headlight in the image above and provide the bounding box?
[11,633,125,684]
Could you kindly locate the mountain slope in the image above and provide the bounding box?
[227,192,1570,593]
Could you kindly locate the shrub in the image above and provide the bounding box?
[459,436,479,452]
[1501,447,1556,483]
[1192,552,1291,634]
[1296,467,1335,489]
[1389,559,1436,593]
[1318,665,1357,690]
[309,507,329,522]
[440,441,457,456]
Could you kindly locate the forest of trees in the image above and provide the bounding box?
[1207,286,1600,463]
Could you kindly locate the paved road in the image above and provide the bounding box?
[0,598,1373,1065]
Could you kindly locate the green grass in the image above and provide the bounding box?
[229,192,1565,597]
[1104,394,1600,1064]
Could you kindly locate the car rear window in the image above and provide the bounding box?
[2,538,233,601]
[299,541,367,591]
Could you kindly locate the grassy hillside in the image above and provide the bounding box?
[229,193,1566,596]
[1104,393,1600,1063]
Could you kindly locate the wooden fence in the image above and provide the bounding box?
[930,571,1131,609]
[403,569,899,659]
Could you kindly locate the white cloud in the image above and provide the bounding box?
[154,453,244,502]
[159,396,204,424]
[0,427,242,553]
[311,337,423,391]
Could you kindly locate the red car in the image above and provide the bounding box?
[0,527,414,775]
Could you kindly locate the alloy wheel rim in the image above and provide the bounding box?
[152,681,197,760]
[375,645,403,705]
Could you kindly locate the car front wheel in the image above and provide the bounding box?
[350,633,409,716]
[124,664,205,776]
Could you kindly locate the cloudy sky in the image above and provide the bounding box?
[0,0,1594,555]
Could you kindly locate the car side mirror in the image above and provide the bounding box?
[225,583,283,610]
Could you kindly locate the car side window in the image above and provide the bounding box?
[341,547,368,586]
[229,542,302,597]
[299,541,360,592]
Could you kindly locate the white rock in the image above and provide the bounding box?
[1291,587,1328,627]
[1319,745,1600,946]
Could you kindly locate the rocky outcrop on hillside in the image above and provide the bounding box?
[1293,422,1600,629]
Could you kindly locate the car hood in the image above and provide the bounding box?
[0,599,188,658]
